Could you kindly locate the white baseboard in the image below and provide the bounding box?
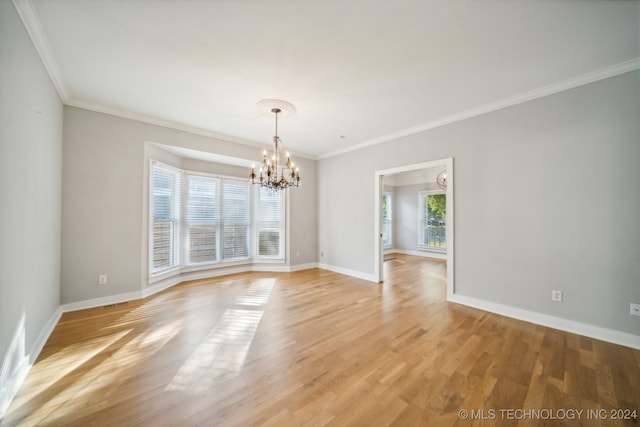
[61,290,143,313]
[2,272,637,421]
[29,307,62,364]
[0,306,62,420]
[63,263,321,314]
[317,263,378,283]
[390,249,447,260]
[289,262,319,272]
[251,264,290,273]
[448,294,640,350]
[171,266,251,284]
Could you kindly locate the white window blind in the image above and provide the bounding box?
[185,175,218,264]
[151,163,181,273]
[149,161,285,278]
[221,179,249,260]
[256,187,283,257]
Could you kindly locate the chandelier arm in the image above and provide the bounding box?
[251,102,301,193]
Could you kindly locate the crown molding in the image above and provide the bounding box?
[14,0,637,162]
[65,99,318,160]
[67,98,263,151]
[319,57,640,160]
[12,0,317,161]
[12,0,69,101]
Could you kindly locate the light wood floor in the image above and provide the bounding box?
[2,254,638,426]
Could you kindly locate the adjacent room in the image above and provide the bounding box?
[1,0,639,425]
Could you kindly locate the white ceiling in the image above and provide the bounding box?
[18,0,640,158]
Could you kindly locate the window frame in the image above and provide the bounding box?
[220,177,251,261]
[184,172,219,266]
[148,160,286,282]
[382,191,393,249]
[149,161,182,276]
[417,189,447,252]
[253,186,285,260]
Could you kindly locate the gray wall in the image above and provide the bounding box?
[318,71,640,335]
[62,107,317,304]
[0,0,63,385]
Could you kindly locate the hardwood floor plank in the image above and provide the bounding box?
[1,254,638,426]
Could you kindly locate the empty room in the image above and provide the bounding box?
[1,0,639,425]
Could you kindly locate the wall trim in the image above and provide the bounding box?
[61,291,143,313]
[15,0,639,162]
[28,308,63,365]
[3,272,637,419]
[63,263,322,314]
[251,264,291,273]
[0,307,62,420]
[317,263,377,283]
[289,262,319,272]
[389,249,447,260]
[448,294,640,350]
[12,0,69,100]
[374,158,455,299]
[319,58,640,159]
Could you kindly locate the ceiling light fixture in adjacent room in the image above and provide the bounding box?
[436,170,448,190]
[250,99,301,192]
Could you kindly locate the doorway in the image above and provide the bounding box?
[374,158,454,300]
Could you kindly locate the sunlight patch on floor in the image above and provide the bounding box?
[9,317,186,425]
[7,328,131,415]
[166,279,275,393]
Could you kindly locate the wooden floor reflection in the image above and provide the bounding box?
[2,254,638,426]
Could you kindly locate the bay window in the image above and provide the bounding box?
[149,160,285,279]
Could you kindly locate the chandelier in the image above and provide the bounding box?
[250,101,301,192]
[436,170,448,190]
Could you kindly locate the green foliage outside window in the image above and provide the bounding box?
[427,194,446,219]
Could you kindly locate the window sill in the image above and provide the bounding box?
[148,258,284,285]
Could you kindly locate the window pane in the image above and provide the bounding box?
[257,187,282,257]
[258,231,280,256]
[223,223,248,259]
[188,226,216,263]
[222,180,249,259]
[151,164,180,273]
[419,193,446,250]
[186,175,218,264]
[149,162,286,275]
[153,222,173,269]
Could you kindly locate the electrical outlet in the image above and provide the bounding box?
[99,275,107,285]
[552,290,562,302]
[630,303,640,317]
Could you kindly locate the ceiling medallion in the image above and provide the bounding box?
[256,99,297,118]
[250,100,301,192]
